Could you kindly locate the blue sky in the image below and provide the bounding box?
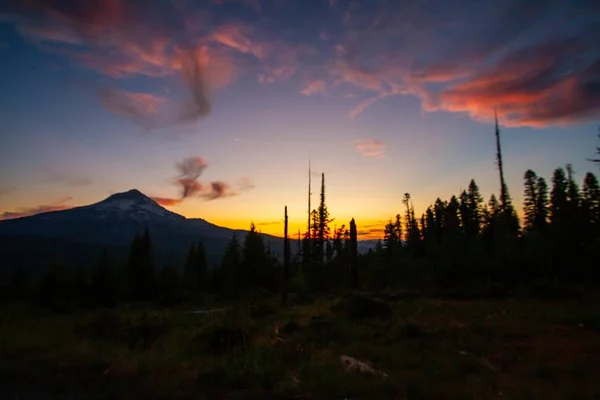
[0,0,599,237]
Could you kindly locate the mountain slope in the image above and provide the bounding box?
[0,189,290,271]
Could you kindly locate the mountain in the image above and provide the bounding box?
[0,189,291,274]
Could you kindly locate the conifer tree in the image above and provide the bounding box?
[282,206,290,306]
[349,218,359,289]
[534,176,549,231]
[467,179,484,235]
[523,169,538,231]
[220,233,242,297]
[317,173,331,261]
[242,223,269,290]
[550,167,568,227]
[582,172,600,230]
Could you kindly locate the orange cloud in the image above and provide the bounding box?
[301,80,327,96]
[1,196,73,220]
[151,197,183,207]
[354,139,386,158]
[424,41,600,128]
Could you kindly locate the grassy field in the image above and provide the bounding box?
[1,293,599,399]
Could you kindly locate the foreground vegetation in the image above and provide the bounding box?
[1,293,599,399]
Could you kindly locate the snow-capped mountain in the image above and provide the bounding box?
[0,189,289,271]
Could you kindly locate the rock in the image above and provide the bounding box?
[340,355,389,378]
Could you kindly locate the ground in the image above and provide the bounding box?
[1,293,599,399]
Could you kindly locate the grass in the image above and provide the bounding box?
[1,295,599,399]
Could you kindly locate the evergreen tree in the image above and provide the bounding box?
[582,172,600,231]
[219,233,242,297]
[459,190,470,234]
[523,169,538,231]
[282,206,290,306]
[424,207,435,243]
[349,218,359,289]
[467,179,484,235]
[242,223,269,290]
[126,233,142,300]
[317,173,331,262]
[550,167,568,227]
[403,193,421,248]
[444,195,461,233]
[534,176,549,231]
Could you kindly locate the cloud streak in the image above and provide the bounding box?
[354,139,386,158]
[151,197,183,207]
[1,196,73,220]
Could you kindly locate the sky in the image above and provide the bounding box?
[0,0,599,239]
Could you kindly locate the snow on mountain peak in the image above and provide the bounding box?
[90,189,177,219]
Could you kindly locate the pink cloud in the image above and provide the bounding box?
[1,196,73,220]
[354,139,386,158]
[300,80,327,96]
[100,88,167,129]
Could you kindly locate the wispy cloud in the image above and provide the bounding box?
[256,220,282,226]
[300,80,327,96]
[100,88,167,129]
[1,196,73,220]
[353,139,386,158]
[151,197,183,207]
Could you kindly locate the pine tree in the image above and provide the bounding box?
[349,218,359,289]
[523,169,538,231]
[467,179,484,235]
[534,176,549,231]
[216,233,242,297]
[459,190,471,234]
[550,167,568,227]
[582,172,600,231]
[424,207,435,242]
[445,195,461,233]
[317,173,331,262]
[242,223,269,290]
[566,164,581,224]
[403,193,421,247]
[282,206,290,306]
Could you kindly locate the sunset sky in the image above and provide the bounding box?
[1,0,599,239]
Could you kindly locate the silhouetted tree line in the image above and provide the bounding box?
[2,161,600,309]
